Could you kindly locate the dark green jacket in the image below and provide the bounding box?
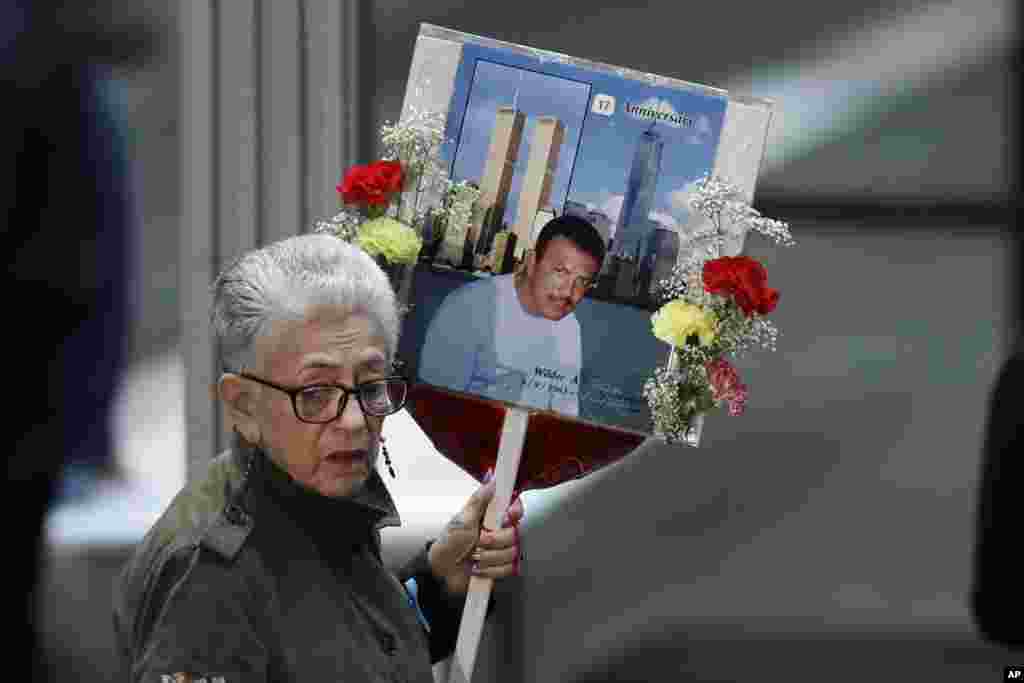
[113,443,465,682]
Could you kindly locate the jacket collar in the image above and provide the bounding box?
[230,439,402,532]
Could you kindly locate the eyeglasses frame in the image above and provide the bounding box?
[236,372,409,423]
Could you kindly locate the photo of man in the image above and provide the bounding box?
[419,215,605,415]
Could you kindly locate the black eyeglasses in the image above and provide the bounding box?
[238,373,409,423]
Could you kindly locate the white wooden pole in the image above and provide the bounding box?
[447,407,529,683]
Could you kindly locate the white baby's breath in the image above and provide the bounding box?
[439,180,481,238]
[313,210,362,243]
[379,108,454,227]
[689,173,795,251]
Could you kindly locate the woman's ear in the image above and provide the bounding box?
[522,248,537,277]
[218,373,261,444]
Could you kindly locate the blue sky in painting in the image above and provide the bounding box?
[446,45,729,237]
[450,60,590,229]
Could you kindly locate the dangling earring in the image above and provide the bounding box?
[380,435,396,479]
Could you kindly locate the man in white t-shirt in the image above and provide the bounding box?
[419,215,606,416]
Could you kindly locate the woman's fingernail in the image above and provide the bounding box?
[482,467,494,484]
[471,562,481,574]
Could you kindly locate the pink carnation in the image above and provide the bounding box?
[705,358,748,416]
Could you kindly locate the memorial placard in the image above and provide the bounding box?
[395,25,775,439]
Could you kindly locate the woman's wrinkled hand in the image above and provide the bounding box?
[427,477,525,596]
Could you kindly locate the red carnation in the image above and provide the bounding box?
[702,255,779,317]
[337,160,404,207]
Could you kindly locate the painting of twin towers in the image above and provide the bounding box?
[422,49,729,311]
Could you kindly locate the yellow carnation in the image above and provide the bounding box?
[651,299,717,347]
[355,217,423,265]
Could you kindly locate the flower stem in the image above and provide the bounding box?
[394,179,404,222]
[666,345,679,372]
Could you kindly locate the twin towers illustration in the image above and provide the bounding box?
[471,102,665,265]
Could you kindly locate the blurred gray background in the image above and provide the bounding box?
[40,1,1019,681]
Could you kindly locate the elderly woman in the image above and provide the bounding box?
[114,234,523,682]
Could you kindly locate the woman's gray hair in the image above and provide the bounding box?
[211,234,399,372]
